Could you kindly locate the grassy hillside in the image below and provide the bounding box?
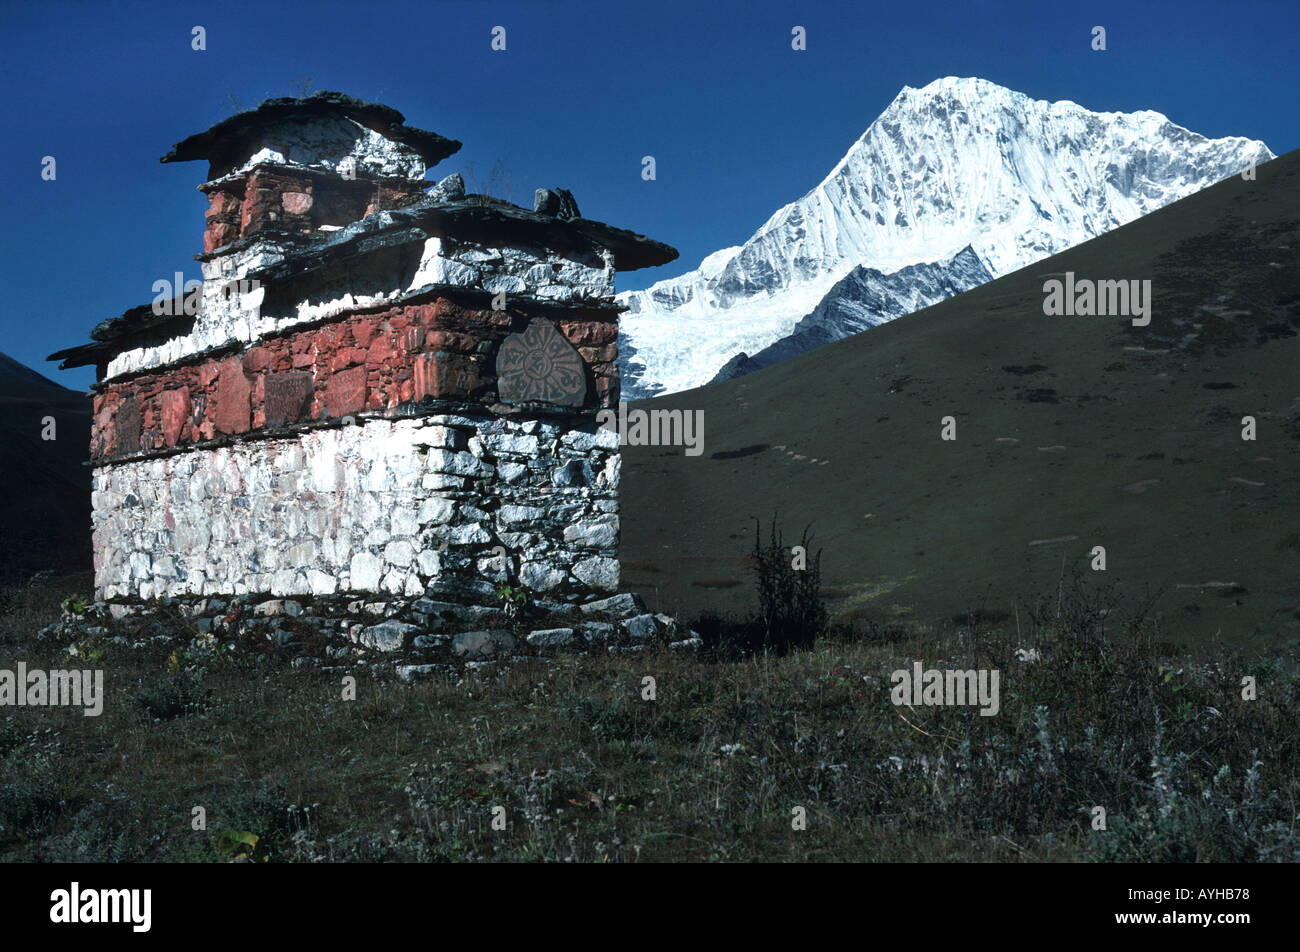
[623,150,1300,649]
[0,354,91,583]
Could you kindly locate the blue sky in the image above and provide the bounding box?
[2,0,1297,392]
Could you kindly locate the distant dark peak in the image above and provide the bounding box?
[0,351,74,391]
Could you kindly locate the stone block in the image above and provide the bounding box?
[451,629,518,661]
[264,372,314,427]
[160,388,191,447]
[213,358,252,435]
[579,593,646,618]
[519,561,565,592]
[621,613,676,642]
[350,552,383,591]
[526,627,577,648]
[242,346,273,374]
[114,397,142,455]
[359,620,417,652]
[564,516,618,549]
[497,319,589,407]
[397,663,448,682]
[413,351,484,401]
[325,365,367,418]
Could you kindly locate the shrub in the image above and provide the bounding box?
[211,781,314,862]
[0,754,74,845]
[752,518,828,655]
[692,520,831,659]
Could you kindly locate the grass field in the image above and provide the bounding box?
[2,570,1295,862]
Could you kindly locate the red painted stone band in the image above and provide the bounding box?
[91,297,619,462]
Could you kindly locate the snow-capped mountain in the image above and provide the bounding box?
[618,76,1273,397]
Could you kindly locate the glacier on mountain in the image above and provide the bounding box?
[709,246,994,382]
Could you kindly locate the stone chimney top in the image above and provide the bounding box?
[161,90,462,182]
[162,91,463,254]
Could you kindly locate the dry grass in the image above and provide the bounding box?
[0,573,1296,862]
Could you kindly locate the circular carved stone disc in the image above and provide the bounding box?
[497,319,589,407]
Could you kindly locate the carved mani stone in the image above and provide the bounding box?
[115,397,142,455]
[325,365,367,418]
[264,372,314,427]
[496,319,588,407]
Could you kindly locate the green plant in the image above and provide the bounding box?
[67,625,108,664]
[751,518,828,655]
[496,584,529,622]
[0,753,75,845]
[167,640,236,674]
[60,595,87,620]
[216,830,265,862]
[70,640,105,664]
[1158,663,1187,693]
[212,781,313,862]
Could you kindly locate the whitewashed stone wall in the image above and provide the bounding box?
[229,116,431,181]
[105,237,614,380]
[410,237,614,303]
[106,241,287,380]
[91,411,621,602]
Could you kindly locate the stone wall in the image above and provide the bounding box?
[91,298,619,461]
[409,237,614,304]
[105,239,615,380]
[91,409,620,603]
[201,165,426,252]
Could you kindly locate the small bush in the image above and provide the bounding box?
[0,754,74,845]
[212,781,314,861]
[692,520,831,659]
[752,518,828,655]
